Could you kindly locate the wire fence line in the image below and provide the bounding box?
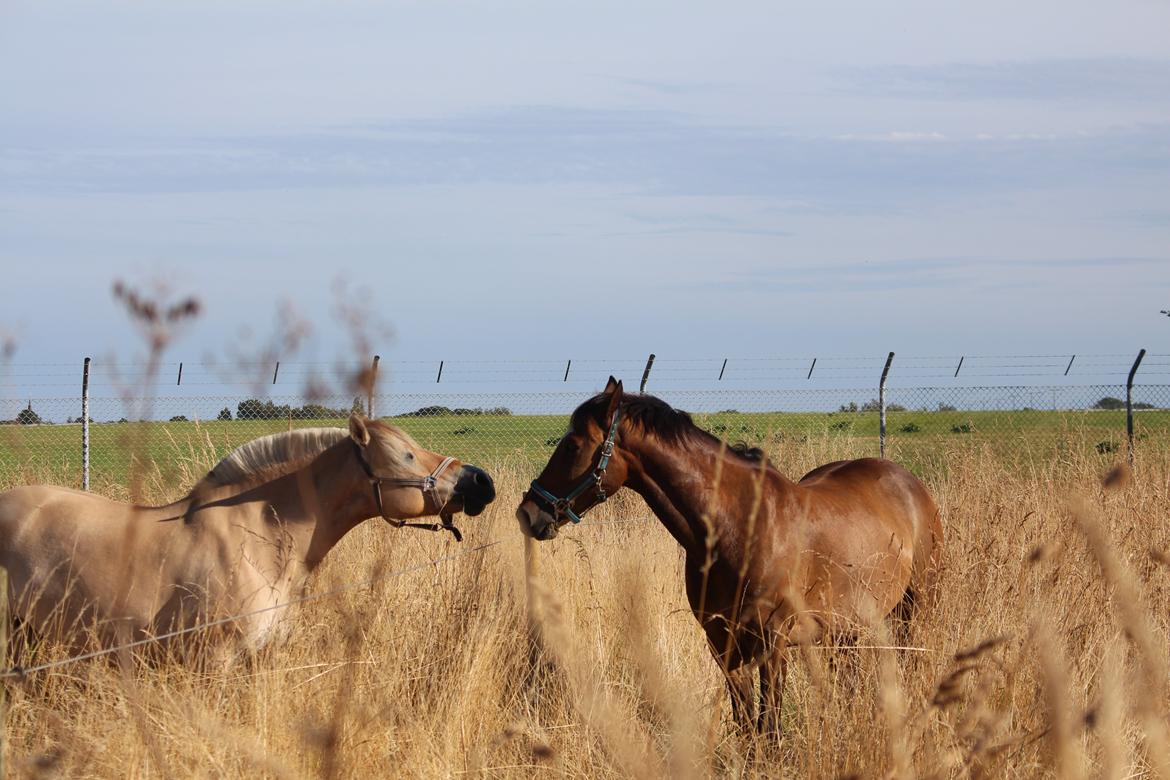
[1,387,1167,490]
[2,350,1167,394]
[0,350,1167,487]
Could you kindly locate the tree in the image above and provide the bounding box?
[169,415,189,422]
[217,407,232,421]
[1093,397,1125,410]
[16,402,41,425]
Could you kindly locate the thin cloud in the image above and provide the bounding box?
[836,58,1170,103]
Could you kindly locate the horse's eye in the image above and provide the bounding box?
[405,452,415,461]
[564,440,579,454]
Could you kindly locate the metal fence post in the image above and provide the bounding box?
[879,351,895,458]
[368,355,380,418]
[1126,348,1147,466]
[82,357,91,491]
[639,353,656,393]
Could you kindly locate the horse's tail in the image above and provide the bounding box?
[908,498,944,617]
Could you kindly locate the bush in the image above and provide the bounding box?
[169,415,189,422]
[899,422,921,433]
[452,426,476,436]
[829,420,852,432]
[398,406,512,417]
[1096,440,1119,455]
[236,399,353,420]
[951,422,974,434]
[217,407,232,421]
[860,399,906,412]
[1093,397,1155,411]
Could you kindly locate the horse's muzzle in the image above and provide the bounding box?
[516,500,559,540]
[453,464,495,516]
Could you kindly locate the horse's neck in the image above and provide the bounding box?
[625,432,788,556]
[257,440,377,571]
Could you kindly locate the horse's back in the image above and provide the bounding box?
[797,458,942,601]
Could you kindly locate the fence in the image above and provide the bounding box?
[1,351,1167,490]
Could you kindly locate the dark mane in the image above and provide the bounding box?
[571,392,765,462]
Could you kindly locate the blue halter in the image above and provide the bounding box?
[528,407,623,525]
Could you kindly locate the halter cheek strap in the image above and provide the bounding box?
[353,442,463,542]
[528,407,622,525]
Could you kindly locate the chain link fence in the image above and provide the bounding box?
[2,380,1167,491]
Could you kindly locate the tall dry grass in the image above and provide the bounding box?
[2,428,1170,778]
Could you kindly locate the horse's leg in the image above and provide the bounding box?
[757,641,788,735]
[725,665,757,734]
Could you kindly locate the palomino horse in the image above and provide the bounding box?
[517,378,942,733]
[0,413,495,656]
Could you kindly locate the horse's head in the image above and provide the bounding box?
[517,376,630,540]
[349,413,496,521]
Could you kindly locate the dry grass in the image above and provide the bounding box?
[3,431,1170,779]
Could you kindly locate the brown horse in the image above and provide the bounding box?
[517,378,942,733]
[0,413,495,657]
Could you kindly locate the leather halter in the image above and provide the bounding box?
[528,406,622,525]
[352,441,463,542]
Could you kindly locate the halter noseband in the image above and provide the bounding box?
[353,441,463,541]
[528,407,622,525]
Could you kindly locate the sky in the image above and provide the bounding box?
[2,1,1169,398]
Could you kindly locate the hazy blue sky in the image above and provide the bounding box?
[2,1,1168,387]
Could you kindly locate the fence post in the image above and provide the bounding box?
[879,352,895,458]
[639,353,656,394]
[368,355,380,418]
[82,357,91,491]
[1126,348,1147,466]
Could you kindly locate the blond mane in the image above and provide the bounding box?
[199,427,350,490]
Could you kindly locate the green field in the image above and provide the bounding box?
[2,407,1166,493]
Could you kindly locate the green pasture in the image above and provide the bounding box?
[1,408,1166,491]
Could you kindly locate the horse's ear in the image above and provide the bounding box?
[603,377,623,427]
[348,413,371,447]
